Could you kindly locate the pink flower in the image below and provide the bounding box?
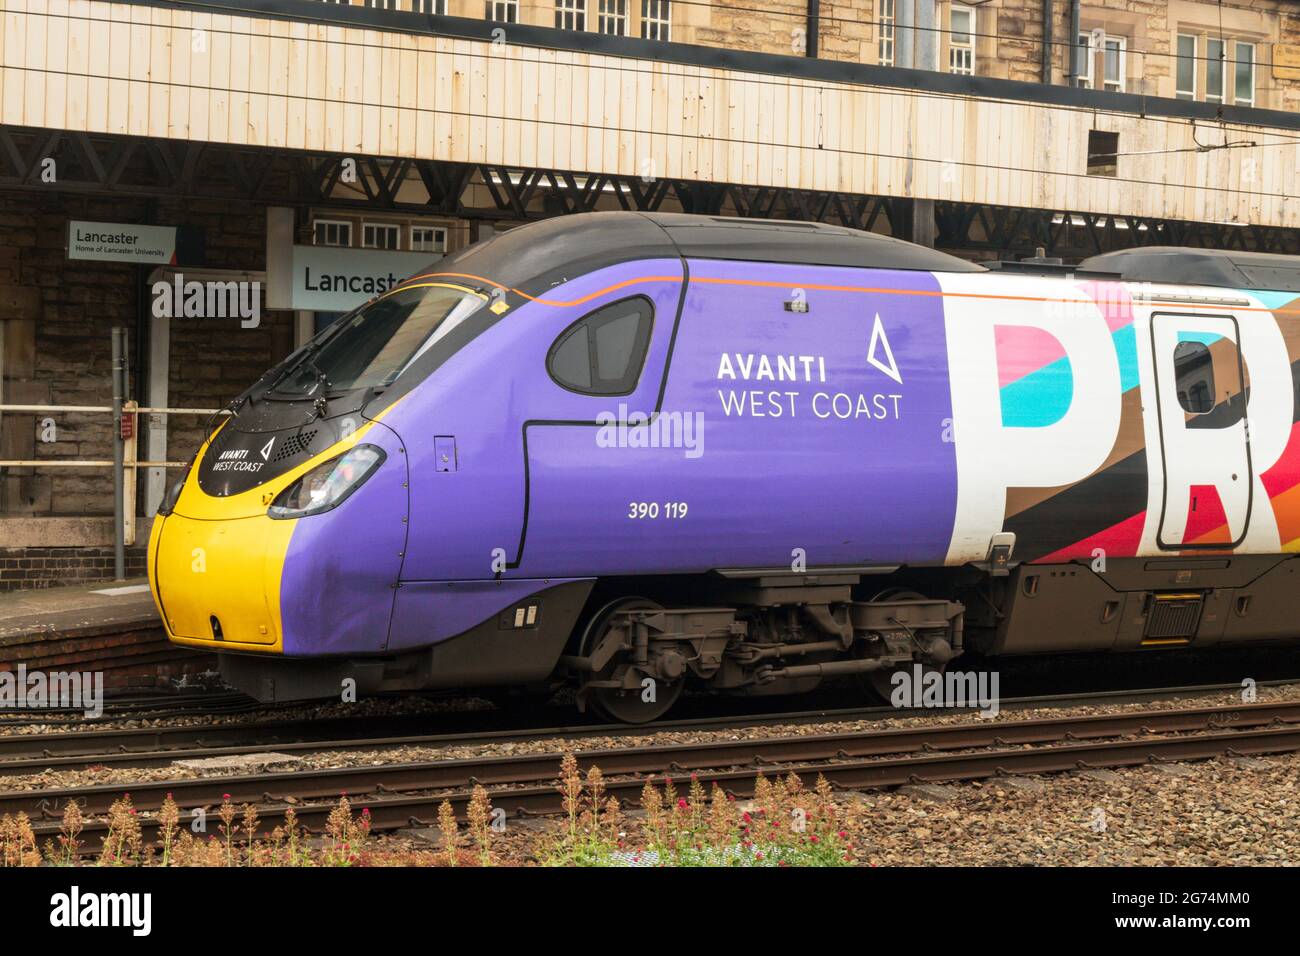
[677,798,688,809]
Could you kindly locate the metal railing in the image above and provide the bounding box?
[0,328,231,576]
[0,403,220,469]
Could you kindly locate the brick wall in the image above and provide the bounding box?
[0,189,294,520]
[0,546,148,591]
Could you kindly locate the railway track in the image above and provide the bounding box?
[0,690,255,726]
[14,697,1300,850]
[0,679,1291,773]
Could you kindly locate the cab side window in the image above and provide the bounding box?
[546,296,654,395]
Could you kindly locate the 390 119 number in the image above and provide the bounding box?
[627,501,688,519]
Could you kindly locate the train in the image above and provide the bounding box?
[148,211,1300,722]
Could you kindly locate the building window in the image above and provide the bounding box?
[556,0,586,30]
[1176,34,1196,100]
[1235,41,1255,106]
[598,0,627,35]
[948,5,975,75]
[413,0,447,12]
[1074,33,1093,87]
[485,0,518,23]
[1206,37,1225,103]
[313,220,353,247]
[1101,36,1125,92]
[362,223,401,250]
[878,0,895,66]
[1086,129,1119,177]
[364,0,397,8]
[410,225,448,253]
[641,0,670,41]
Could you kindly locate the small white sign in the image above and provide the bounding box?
[67,220,179,264]
[285,245,439,312]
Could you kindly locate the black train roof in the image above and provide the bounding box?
[427,211,983,299]
[1080,247,1300,293]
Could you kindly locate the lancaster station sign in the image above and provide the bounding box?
[277,244,438,312]
[66,220,203,265]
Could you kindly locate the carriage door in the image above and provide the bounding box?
[1150,312,1252,550]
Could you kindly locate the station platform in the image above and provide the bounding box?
[0,579,215,689]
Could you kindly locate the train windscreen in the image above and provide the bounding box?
[270,284,486,397]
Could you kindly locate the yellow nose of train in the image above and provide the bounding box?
[148,416,398,658]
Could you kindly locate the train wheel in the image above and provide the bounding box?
[578,597,684,724]
[860,588,947,703]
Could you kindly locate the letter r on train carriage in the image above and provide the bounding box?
[147,213,1300,722]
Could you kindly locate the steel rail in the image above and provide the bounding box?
[0,692,259,725]
[10,699,1300,821]
[27,719,1300,850]
[1,679,1294,770]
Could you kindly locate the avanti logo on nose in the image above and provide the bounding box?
[260,438,274,461]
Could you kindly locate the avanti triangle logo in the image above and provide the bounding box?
[868,312,903,384]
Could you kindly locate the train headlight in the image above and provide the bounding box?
[267,444,386,519]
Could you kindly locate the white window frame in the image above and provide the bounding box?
[410,225,448,254]
[1234,41,1255,107]
[1074,32,1094,88]
[879,0,896,67]
[1101,36,1125,92]
[598,0,627,35]
[413,0,448,13]
[640,0,671,42]
[362,222,401,250]
[1205,37,1225,104]
[1176,33,1197,100]
[948,5,975,76]
[313,219,353,248]
[364,0,397,9]
[556,0,586,31]
[486,0,518,23]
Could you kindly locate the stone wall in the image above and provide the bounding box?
[0,189,293,521]
[462,0,1300,109]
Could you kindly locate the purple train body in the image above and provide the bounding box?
[149,212,1300,720]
